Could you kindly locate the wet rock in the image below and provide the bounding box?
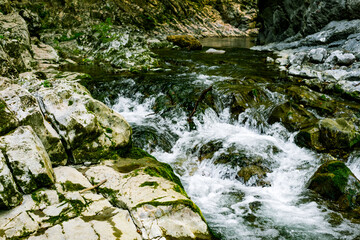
[295,126,324,151]
[0,98,18,135]
[308,48,327,63]
[268,102,316,131]
[0,151,23,209]
[286,85,336,115]
[319,118,360,149]
[0,126,55,194]
[236,165,270,187]
[167,35,202,50]
[308,160,360,209]
[0,83,67,165]
[37,79,131,164]
[295,118,360,152]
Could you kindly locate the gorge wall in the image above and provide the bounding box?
[257,0,360,44]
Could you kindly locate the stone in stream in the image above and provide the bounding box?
[206,48,226,54]
[0,126,55,194]
[308,160,360,210]
[236,165,270,187]
[295,118,360,153]
[268,102,317,131]
[0,82,68,166]
[0,151,23,209]
[166,35,202,50]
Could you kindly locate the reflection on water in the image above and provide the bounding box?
[200,37,256,49]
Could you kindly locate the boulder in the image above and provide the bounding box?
[167,35,202,50]
[37,80,132,164]
[308,160,360,209]
[0,151,23,209]
[0,84,67,165]
[0,126,55,194]
[308,48,327,63]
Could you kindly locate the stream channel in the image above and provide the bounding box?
[69,38,360,239]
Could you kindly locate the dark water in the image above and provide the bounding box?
[65,38,360,239]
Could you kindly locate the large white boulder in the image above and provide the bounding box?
[37,80,132,163]
[0,126,55,194]
[0,82,67,165]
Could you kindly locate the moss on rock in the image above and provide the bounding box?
[166,35,202,50]
[308,160,360,208]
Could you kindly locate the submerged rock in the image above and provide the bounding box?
[0,126,55,194]
[236,165,270,187]
[205,48,226,54]
[308,160,360,210]
[167,35,202,50]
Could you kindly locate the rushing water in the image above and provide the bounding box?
[75,38,360,239]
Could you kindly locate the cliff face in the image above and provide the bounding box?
[2,0,258,38]
[257,0,360,44]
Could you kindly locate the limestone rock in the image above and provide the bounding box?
[0,126,55,194]
[0,151,23,209]
[0,84,67,165]
[326,50,356,66]
[0,98,18,135]
[0,12,34,77]
[167,35,202,50]
[308,48,327,63]
[37,80,131,163]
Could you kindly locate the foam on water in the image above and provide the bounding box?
[110,72,360,239]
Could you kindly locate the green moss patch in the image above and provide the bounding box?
[139,181,159,189]
[61,180,86,192]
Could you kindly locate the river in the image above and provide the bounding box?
[73,38,360,239]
